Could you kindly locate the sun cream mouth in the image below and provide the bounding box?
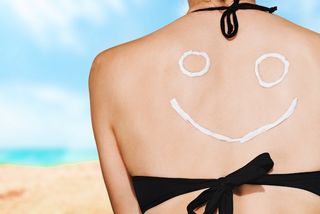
[170,97,298,143]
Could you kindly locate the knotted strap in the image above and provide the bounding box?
[191,0,277,39]
[187,152,274,214]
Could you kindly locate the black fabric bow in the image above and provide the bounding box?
[186,152,274,214]
[191,0,277,39]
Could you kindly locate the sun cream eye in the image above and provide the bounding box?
[178,50,211,77]
[255,53,289,88]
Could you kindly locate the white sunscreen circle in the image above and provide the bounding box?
[255,53,289,88]
[178,50,211,77]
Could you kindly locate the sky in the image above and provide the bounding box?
[0,0,319,149]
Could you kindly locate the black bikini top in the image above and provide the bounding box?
[131,152,320,214]
[130,2,320,214]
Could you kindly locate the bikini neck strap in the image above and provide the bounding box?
[191,0,277,39]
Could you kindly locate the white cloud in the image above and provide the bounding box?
[105,0,126,14]
[298,0,320,32]
[177,1,189,17]
[1,0,127,50]
[2,0,318,52]
[0,82,94,149]
[131,0,146,8]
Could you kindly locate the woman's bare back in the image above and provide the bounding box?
[90,7,320,214]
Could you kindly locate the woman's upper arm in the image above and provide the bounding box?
[88,50,141,214]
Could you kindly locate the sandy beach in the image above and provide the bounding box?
[0,161,113,214]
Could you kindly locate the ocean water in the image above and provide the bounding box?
[0,147,99,166]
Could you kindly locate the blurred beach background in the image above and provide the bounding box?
[0,0,319,213]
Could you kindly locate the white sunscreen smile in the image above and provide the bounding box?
[171,51,297,143]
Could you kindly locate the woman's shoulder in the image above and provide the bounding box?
[265,13,320,70]
[89,20,180,88]
[88,30,166,120]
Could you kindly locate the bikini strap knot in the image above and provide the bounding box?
[186,152,274,214]
[220,0,277,39]
[191,1,278,39]
[220,0,241,38]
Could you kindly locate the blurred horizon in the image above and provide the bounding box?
[0,147,98,165]
[0,0,319,164]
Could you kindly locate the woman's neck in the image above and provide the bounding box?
[187,0,256,14]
